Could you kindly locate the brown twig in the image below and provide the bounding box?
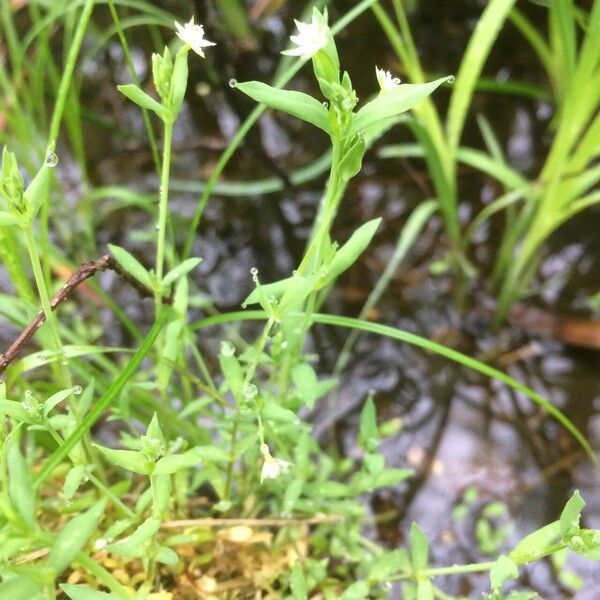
[0,254,160,375]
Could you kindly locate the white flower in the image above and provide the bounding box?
[282,16,328,58]
[174,17,216,58]
[376,66,401,92]
[260,444,292,482]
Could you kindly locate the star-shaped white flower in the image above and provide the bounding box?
[175,17,216,58]
[282,16,328,58]
[260,444,292,482]
[376,66,401,92]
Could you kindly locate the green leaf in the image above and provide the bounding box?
[94,444,150,474]
[368,549,406,582]
[416,579,434,600]
[162,257,202,288]
[151,473,171,517]
[7,436,36,525]
[490,555,519,590]
[339,133,366,181]
[108,244,153,290]
[292,363,319,409]
[49,499,107,574]
[0,210,21,226]
[410,522,429,570]
[0,575,43,598]
[169,50,188,115]
[290,562,308,600]
[42,388,73,417]
[23,144,52,221]
[348,77,451,137]
[146,413,164,443]
[156,545,179,565]
[154,449,202,474]
[358,395,378,452]
[339,580,369,599]
[324,218,382,286]
[117,84,169,120]
[262,402,300,424]
[236,81,331,134]
[63,465,87,500]
[559,490,585,538]
[106,517,161,557]
[60,584,119,600]
[0,399,34,423]
[243,277,292,307]
[304,481,348,498]
[509,521,561,563]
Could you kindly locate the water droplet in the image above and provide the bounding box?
[65,499,73,508]
[220,340,235,357]
[229,78,238,88]
[243,383,258,399]
[447,75,456,84]
[250,267,258,276]
[322,101,329,108]
[292,270,298,276]
[392,77,401,85]
[155,223,160,230]
[45,152,59,167]
[73,385,82,395]
[25,390,33,398]
[241,302,247,309]
[21,400,31,410]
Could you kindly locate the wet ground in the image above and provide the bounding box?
[2,1,599,598]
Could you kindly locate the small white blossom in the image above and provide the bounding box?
[282,16,328,58]
[376,66,401,92]
[174,17,216,58]
[260,443,292,482]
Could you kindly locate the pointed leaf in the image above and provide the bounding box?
[108,244,153,290]
[49,499,107,574]
[154,449,202,474]
[117,84,169,120]
[324,218,381,285]
[60,584,119,600]
[7,437,36,525]
[94,444,150,474]
[559,490,585,538]
[348,77,451,137]
[410,522,429,570]
[162,257,202,288]
[236,81,330,134]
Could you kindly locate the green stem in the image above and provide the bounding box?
[155,121,173,320]
[23,226,73,391]
[223,316,276,501]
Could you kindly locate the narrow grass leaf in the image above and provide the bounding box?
[33,310,169,488]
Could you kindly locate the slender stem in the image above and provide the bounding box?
[75,551,134,599]
[155,121,173,320]
[223,316,276,501]
[23,226,73,392]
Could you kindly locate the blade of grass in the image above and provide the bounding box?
[191,310,595,462]
[33,309,169,489]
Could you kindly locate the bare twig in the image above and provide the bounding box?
[0,254,160,375]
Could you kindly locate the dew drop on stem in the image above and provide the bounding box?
[73,385,82,395]
[229,78,238,88]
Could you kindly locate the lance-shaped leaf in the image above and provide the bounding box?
[348,77,452,137]
[49,499,107,575]
[93,444,150,474]
[117,84,171,121]
[108,244,153,290]
[236,81,331,134]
